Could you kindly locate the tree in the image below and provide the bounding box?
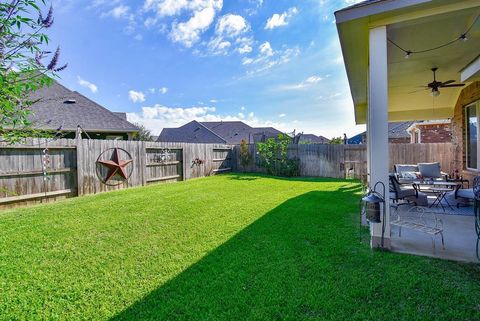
[132,123,153,141]
[329,136,343,144]
[256,133,299,177]
[0,0,66,144]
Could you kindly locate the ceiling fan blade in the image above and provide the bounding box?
[441,84,465,88]
[441,80,456,85]
[408,88,429,94]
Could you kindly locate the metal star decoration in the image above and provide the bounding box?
[97,148,133,183]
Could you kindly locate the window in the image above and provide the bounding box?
[465,101,480,170]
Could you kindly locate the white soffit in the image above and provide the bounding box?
[461,55,480,82]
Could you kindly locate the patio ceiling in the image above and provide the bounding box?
[336,0,480,124]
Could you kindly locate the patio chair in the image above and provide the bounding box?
[389,174,428,207]
[451,175,480,208]
[474,177,480,260]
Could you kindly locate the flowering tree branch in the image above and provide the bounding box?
[0,0,67,144]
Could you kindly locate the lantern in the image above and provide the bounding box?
[359,181,387,247]
[362,193,384,223]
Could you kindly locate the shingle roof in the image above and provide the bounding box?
[347,121,414,144]
[388,121,414,139]
[158,121,226,144]
[157,121,285,144]
[28,80,138,133]
[299,134,330,144]
[200,121,253,144]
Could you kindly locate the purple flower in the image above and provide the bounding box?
[38,5,54,28]
[47,47,60,70]
[54,63,68,72]
[35,51,45,66]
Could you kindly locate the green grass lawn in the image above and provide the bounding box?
[0,173,479,320]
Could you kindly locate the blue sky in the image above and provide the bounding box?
[49,0,365,138]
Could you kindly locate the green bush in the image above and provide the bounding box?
[256,134,299,177]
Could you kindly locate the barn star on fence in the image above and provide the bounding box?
[97,148,133,182]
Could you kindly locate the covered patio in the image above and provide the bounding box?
[336,0,480,260]
[391,202,477,262]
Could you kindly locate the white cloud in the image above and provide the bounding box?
[126,104,288,135]
[142,0,209,17]
[129,90,146,103]
[280,75,323,90]
[245,0,263,15]
[215,14,249,37]
[170,4,220,47]
[265,7,298,30]
[279,113,286,118]
[143,0,224,47]
[235,37,253,54]
[77,76,98,93]
[237,45,252,54]
[242,42,300,75]
[242,57,254,65]
[259,41,273,57]
[101,4,130,19]
[159,87,168,94]
[206,14,250,55]
[207,37,232,55]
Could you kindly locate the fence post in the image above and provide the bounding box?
[75,133,84,196]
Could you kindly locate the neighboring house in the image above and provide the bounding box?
[347,132,367,145]
[336,0,480,249]
[407,120,452,143]
[27,80,139,140]
[349,121,452,144]
[348,122,414,144]
[387,121,414,143]
[299,134,330,144]
[158,121,284,144]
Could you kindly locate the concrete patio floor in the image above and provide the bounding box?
[390,201,478,263]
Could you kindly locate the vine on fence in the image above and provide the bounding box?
[256,134,299,177]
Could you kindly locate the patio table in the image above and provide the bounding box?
[412,181,460,211]
[411,181,460,191]
[430,187,455,211]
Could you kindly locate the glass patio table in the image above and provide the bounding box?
[411,181,461,211]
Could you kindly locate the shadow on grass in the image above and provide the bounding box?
[110,187,366,320]
[226,172,359,184]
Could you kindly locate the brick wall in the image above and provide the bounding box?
[418,123,451,143]
[451,81,480,182]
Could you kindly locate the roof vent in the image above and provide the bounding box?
[64,99,76,104]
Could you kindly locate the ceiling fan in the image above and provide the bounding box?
[417,68,465,97]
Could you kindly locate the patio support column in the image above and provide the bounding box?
[367,26,391,249]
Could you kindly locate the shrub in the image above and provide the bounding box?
[239,139,251,167]
[256,134,299,177]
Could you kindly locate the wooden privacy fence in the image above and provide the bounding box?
[0,139,233,209]
[0,139,454,209]
[233,143,455,181]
